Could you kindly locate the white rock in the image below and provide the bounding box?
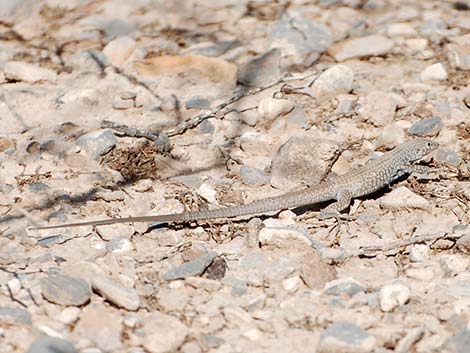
[409,244,429,262]
[239,132,273,152]
[57,307,81,325]
[58,89,99,105]
[259,222,311,248]
[3,278,21,295]
[379,186,430,210]
[376,123,406,148]
[282,275,302,293]
[328,35,394,61]
[440,254,469,275]
[405,38,428,51]
[387,23,417,37]
[311,64,354,96]
[357,91,398,126]
[270,136,337,189]
[95,223,135,241]
[143,312,188,353]
[76,129,117,160]
[379,283,411,312]
[106,236,134,253]
[102,36,136,68]
[4,61,57,83]
[197,182,218,205]
[91,275,140,311]
[242,328,262,341]
[420,63,447,81]
[123,315,142,329]
[258,97,295,120]
[318,247,345,263]
[73,306,123,351]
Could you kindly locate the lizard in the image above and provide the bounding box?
[30,138,439,230]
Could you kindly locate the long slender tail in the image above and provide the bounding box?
[30,184,335,230]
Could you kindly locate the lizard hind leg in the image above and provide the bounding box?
[319,188,353,220]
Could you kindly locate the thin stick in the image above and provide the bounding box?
[355,232,464,257]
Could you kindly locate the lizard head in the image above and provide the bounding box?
[407,138,439,161]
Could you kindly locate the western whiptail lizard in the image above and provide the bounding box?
[31,138,438,230]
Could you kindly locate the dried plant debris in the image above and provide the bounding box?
[101,141,173,182]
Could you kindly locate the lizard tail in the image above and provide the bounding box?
[30,184,336,230]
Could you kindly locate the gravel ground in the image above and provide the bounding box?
[1,1,470,352]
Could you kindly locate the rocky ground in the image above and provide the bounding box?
[1,0,470,352]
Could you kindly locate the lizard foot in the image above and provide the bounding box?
[319,210,354,221]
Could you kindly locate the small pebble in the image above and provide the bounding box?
[318,321,376,353]
[4,278,22,295]
[282,275,302,293]
[420,63,447,81]
[161,252,218,281]
[92,275,140,311]
[387,23,417,37]
[409,244,429,262]
[102,36,136,68]
[106,236,134,253]
[123,314,142,329]
[328,35,394,61]
[318,247,345,264]
[57,307,81,325]
[311,64,354,96]
[408,116,443,137]
[379,283,411,312]
[76,129,116,160]
[324,277,366,297]
[358,91,398,127]
[40,274,91,306]
[257,97,295,120]
[142,312,188,353]
[259,224,311,248]
[95,223,134,241]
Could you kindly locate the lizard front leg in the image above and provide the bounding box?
[319,188,353,220]
[400,164,441,180]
